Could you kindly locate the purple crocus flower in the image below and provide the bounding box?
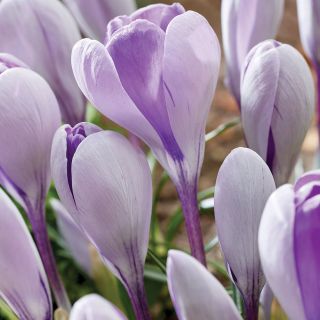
[296,0,320,139]
[0,0,85,125]
[214,147,276,320]
[51,125,152,320]
[221,0,284,105]
[0,189,52,320]
[241,40,314,187]
[51,199,92,275]
[167,250,241,320]
[63,0,136,41]
[71,3,220,265]
[259,170,320,319]
[0,55,69,310]
[70,294,127,320]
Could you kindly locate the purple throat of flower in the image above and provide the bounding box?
[66,124,87,197]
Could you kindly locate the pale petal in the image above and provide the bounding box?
[214,147,275,316]
[0,0,85,125]
[163,10,220,181]
[64,0,136,41]
[71,131,152,288]
[0,189,52,320]
[70,294,127,320]
[167,250,241,320]
[0,68,60,208]
[51,199,91,275]
[259,185,305,320]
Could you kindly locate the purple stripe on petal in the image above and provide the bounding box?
[294,195,320,320]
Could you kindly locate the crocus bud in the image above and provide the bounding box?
[214,147,275,320]
[241,40,314,186]
[70,294,127,320]
[51,128,152,320]
[72,3,220,265]
[0,61,69,309]
[51,199,92,275]
[0,0,85,125]
[167,250,241,320]
[63,0,136,41]
[259,170,320,320]
[221,0,284,104]
[0,189,52,320]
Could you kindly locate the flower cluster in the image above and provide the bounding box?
[0,1,319,320]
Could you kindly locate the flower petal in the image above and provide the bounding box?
[167,250,241,320]
[69,294,127,320]
[71,38,164,157]
[163,10,220,180]
[64,0,136,41]
[0,189,52,320]
[214,147,275,317]
[294,193,320,319]
[0,0,85,125]
[51,199,92,275]
[71,131,152,287]
[0,68,60,207]
[259,185,305,320]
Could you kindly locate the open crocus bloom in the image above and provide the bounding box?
[51,125,152,319]
[0,189,52,320]
[241,40,314,187]
[167,250,241,320]
[215,147,275,319]
[63,0,136,41]
[221,0,284,104]
[70,294,127,320]
[71,2,220,265]
[259,170,320,319]
[0,0,85,125]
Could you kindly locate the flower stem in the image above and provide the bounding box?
[316,64,320,145]
[26,198,71,311]
[177,180,206,266]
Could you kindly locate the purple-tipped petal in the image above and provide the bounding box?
[51,122,101,216]
[0,0,85,125]
[51,199,92,275]
[0,189,52,320]
[70,294,127,320]
[0,68,60,208]
[294,170,320,192]
[63,0,136,41]
[167,250,241,320]
[294,189,320,319]
[259,185,305,320]
[215,147,275,318]
[241,41,314,186]
[106,3,184,42]
[163,10,220,181]
[222,0,284,103]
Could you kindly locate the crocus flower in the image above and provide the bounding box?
[63,0,136,41]
[70,294,127,320]
[51,126,152,320]
[0,0,85,125]
[297,0,320,144]
[214,147,275,320]
[241,40,314,187]
[71,3,220,265]
[0,56,69,310]
[167,250,241,320]
[259,170,320,320]
[51,199,92,275]
[0,189,52,320]
[221,0,284,105]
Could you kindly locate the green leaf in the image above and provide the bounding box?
[205,118,240,142]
